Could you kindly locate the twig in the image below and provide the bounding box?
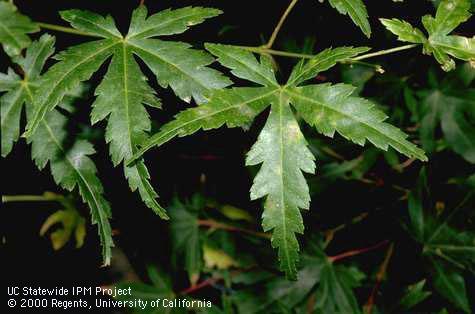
[364,243,394,314]
[306,293,316,314]
[265,0,299,48]
[179,277,220,295]
[324,212,369,246]
[355,176,410,195]
[426,190,475,243]
[197,219,271,239]
[397,158,416,170]
[321,146,346,161]
[329,240,389,263]
[179,269,245,295]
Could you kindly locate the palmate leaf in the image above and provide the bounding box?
[431,261,471,313]
[114,266,223,314]
[0,34,114,264]
[408,169,474,312]
[381,0,474,71]
[39,195,87,251]
[22,6,230,218]
[325,0,371,38]
[231,241,364,314]
[398,280,432,311]
[169,197,202,282]
[419,64,475,163]
[0,2,38,57]
[231,257,323,313]
[440,97,475,162]
[114,266,180,314]
[129,44,426,279]
[314,264,364,314]
[301,240,365,314]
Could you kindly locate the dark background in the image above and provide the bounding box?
[1,0,474,312]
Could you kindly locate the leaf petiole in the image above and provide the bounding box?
[239,43,418,62]
[265,0,299,49]
[2,193,63,203]
[352,44,418,61]
[37,22,98,37]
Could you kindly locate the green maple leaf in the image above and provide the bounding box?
[114,265,223,314]
[231,260,322,313]
[114,266,178,314]
[169,197,203,283]
[314,263,364,313]
[22,6,231,218]
[397,280,432,311]
[0,1,39,57]
[381,0,474,71]
[0,34,114,265]
[408,169,474,312]
[324,0,371,38]
[128,44,426,279]
[230,240,364,313]
[39,195,87,251]
[418,63,475,163]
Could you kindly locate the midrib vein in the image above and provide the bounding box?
[277,91,291,269]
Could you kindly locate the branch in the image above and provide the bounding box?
[179,269,245,295]
[197,219,271,239]
[329,240,389,263]
[324,212,369,246]
[426,190,475,243]
[364,243,394,314]
[179,277,220,295]
[265,0,299,49]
